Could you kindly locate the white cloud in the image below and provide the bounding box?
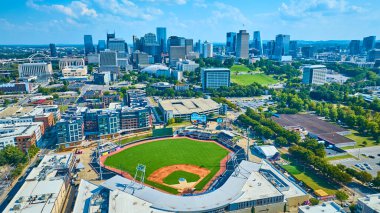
[279,0,364,19]
[27,0,97,19]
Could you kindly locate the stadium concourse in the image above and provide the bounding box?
[73,160,309,213]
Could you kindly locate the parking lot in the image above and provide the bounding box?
[330,146,380,177]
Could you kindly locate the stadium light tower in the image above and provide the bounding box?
[246,126,252,161]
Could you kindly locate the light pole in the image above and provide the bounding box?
[246,126,252,161]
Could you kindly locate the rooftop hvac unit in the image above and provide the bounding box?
[13,204,21,210]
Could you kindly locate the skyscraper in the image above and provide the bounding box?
[301,46,315,59]
[274,34,290,60]
[226,32,237,53]
[84,35,95,55]
[236,30,249,59]
[107,32,115,48]
[49,43,57,57]
[363,36,376,52]
[195,40,203,54]
[108,38,126,52]
[289,41,298,58]
[253,31,262,55]
[97,40,106,52]
[156,27,167,53]
[349,40,361,55]
[265,40,275,57]
[144,33,157,45]
[100,50,117,66]
[202,41,213,58]
[185,39,193,55]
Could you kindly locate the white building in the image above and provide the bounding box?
[4,153,74,213]
[357,194,380,212]
[299,202,345,213]
[176,59,200,72]
[58,58,85,69]
[0,122,44,150]
[202,41,213,58]
[62,66,88,77]
[201,68,231,91]
[302,65,327,85]
[18,63,53,78]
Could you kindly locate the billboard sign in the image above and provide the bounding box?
[190,113,207,125]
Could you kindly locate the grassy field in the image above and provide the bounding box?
[163,170,200,185]
[231,74,278,86]
[282,163,339,195]
[326,154,358,161]
[230,65,251,72]
[343,130,378,150]
[104,138,229,194]
[166,121,192,128]
[120,134,152,145]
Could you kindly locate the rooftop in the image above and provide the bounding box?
[358,193,380,211]
[4,153,73,213]
[299,201,345,213]
[159,98,220,115]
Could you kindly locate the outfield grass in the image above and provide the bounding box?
[231,74,278,86]
[120,134,152,145]
[163,170,200,185]
[166,121,192,128]
[282,163,339,195]
[104,138,229,194]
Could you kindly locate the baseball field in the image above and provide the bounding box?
[103,138,230,194]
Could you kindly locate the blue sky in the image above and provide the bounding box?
[0,0,379,44]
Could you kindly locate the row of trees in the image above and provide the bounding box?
[289,145,352,184]
[212,97,240,111]
[237,108,300,146]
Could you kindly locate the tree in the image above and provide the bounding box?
[335,191,349,205]
[309,198,319,206]
[275,137,288,147]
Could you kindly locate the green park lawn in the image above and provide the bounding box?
[326,154,358,161]
[230,64,251,72]
[163,170,201,185]
[231,74,278,86]
[104,138,229,194]
[343,130,378,150]
[282,163,339,195]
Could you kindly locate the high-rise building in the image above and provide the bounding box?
[265,40,275,56]
[201,68,231,91]
[168,36,186,66]
[195,40,203,54]
[301,46,315,59]
[107,32,115,47]
[349,40,361,55]
[144,33,157,45]
[253,31,262,55]
[99,50,117,66]
[289,41,298,58]
[367,49,380,62]
[202,41,213,58]
[226,32,237,53]
[83,35,95,55]
[236,30,249,59]
[156,27,167,53]
[49,43,57,57]
[274,34,290,59]
[185,39,193,55]
[302,65,327,85]
[97,40,106,52]
[363,36,376,52]
[168,36,185,51]
[108,38,126,52]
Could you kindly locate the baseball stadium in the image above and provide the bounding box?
[75,131,310,212]
[100,137,232,194]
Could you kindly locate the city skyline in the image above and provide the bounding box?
[0,0,379,44]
